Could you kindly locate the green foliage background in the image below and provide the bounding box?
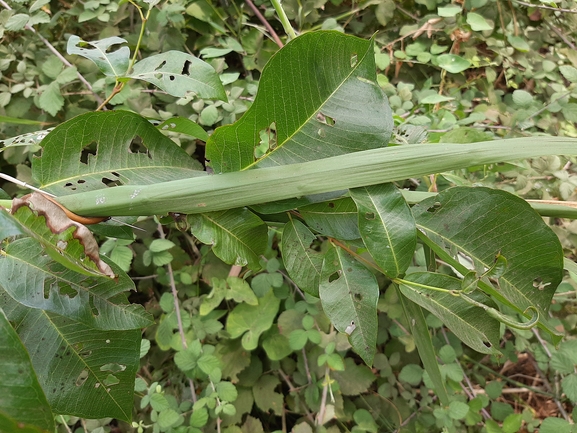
[1,0,577,432]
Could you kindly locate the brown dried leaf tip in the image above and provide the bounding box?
[11,192,115,278]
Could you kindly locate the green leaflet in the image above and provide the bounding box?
[281,219,324,297]
[128,51,227,100]
[300,198,360,240]
[0,308,54,432]
[350,183,416,278]
[67,36,130,77]
[188,207,268,271]
[226,289,281,351]
[206,31,393,172]
[319,246,378,366]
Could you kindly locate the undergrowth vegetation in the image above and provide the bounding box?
[1,0,577,432]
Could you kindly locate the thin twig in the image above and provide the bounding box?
[0,0,103,105]
[512,0,577,13]
[60,416,73,433]
[548,23,577,50]
[316,366,330,426]
[277,369,315,423]
[302,347,312,384]
[0,173,55,196]
[157,223,197,403]
[528,354,569,420]
[245,0,283,48]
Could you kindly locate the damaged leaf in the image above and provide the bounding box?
[67,36,130,77]
[8,192,114,278]
[128,51,226,100]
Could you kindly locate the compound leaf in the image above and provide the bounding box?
[412,187,563,319]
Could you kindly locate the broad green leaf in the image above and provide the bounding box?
[319,246,378,365]
[300,198,360,240]
[466,12,493,31]
[0,237,152,330]
[157,117,209,141]
[34,111,204,196]
[0,292,141,421]
[399,273,501,354]
[252,375,283,414]
[206,31,393,172]
[559,65,577,83]
[5,13,29,31]
[507,35,530,52]
[331,358,376,395]
[350,183,416,278]
[262,328,292,360]
[226,290,280,350]
[67,35,130,77]
[420,94,454,104]
[281,219,324,296]
[412,187,563,319]
[226,277,258,305]
[188,208,267,270]
[38,82,64,116]
[436,54,471,73]
[437,5,461,17]
[0,308,54,432]
[128,51,226,100]
[512,89,533,107]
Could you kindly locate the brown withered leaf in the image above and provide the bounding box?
[11,192,115,278]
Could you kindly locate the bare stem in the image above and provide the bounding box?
[245,0,283,48]
[316,366,330,426]
[157,223,197,403]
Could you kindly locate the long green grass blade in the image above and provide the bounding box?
[53,137,577,216]
[397,288,450,406]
